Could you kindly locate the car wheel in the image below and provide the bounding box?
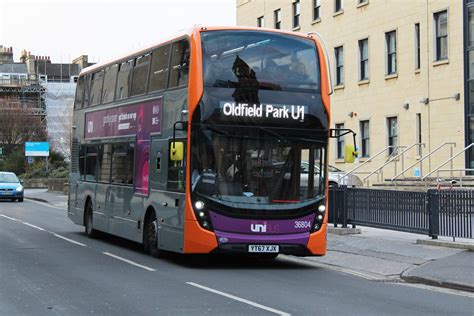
[18,198,23,202]
[85,201,98,238]
[144,215,163,258]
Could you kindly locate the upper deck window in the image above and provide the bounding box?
[90,70,104,106]
[115,60,133,100]
[202,30,320,93]
[148,45,170,93]
[102,64,118,103]
[74,76,85,109]
[168,40,190,88]
[131,53,151,96]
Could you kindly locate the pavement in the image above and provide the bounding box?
[24,188,474,293]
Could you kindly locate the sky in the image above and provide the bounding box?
[0,0,236,64]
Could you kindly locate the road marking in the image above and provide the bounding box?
[53,233,87,247]
[279,255,383,281]
[0,214,20,221]
[186,282,291,316]
[26,198,65,210]
[102,252,156,272]
[1,214,88,247]
[395,282,474,298]
[22,222,46,231]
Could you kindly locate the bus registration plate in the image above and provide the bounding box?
[248,245,279,253]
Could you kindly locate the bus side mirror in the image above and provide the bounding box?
[344,144,358,163]
[170,142,184,161]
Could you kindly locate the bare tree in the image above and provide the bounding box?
[0,106,47,155]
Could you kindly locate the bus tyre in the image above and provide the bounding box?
[85,202,98,238]
[145,217,163,258]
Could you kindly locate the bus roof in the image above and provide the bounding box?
[79,26,317,77]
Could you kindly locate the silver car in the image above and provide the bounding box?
[300,161,363,188]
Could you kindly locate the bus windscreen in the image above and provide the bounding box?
[201,30,320,93]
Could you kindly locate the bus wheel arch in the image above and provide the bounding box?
[84,196,98,238]
[143,207,163,258]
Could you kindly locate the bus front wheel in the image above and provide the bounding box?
[144,216,163,258]
[85,201,98,238]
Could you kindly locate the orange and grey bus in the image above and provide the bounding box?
[68,26,355,258]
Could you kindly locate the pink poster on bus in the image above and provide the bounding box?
[84,99,162,195]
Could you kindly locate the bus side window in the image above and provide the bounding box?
[98,144,112,183]
[148,45,170,93]
[167,141,186,192]
[131,53,151,96]
[74,76,85,109]
[83,75,91,108]
[111,144,127,184]
[90,70,104,106]
[102,64,119,103]
[79,145,86,181]
[85,146,98,182]
[115,60,133,100]
[169,40,190,88]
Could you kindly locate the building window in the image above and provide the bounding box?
[335,123,345,159]
[416,113,422,156]
[434,10,448,61]
[293,1,300,28]
[415,23,421,70]
[313,0,321,20]
[359,38,369,81]
[257,16,264,27]
[335,0,343,13]
[360,120,370,157]
[335,46,344,86]
[386,31,397,75]
[387,117,398,155]
[358,0,368,4]
[274,9,281,29]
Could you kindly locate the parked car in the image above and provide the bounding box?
[0,172,24,202]
[300,161,363,188]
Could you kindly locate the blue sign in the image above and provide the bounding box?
[25,142,50,157]
[27,156,34,164]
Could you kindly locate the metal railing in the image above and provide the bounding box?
[422,143,474,181]
[363,143,424,186]
[338,145,402,184]
[391,142,456,182]
[436,169,474,187]
[329,186,474,240]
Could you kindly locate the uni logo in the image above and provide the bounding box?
[250,223,267,233]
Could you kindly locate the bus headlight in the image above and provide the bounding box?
[195,200,205,210]
[193,199,213,231]
[318,205,326,213]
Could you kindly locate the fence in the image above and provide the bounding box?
[328,187,473,240]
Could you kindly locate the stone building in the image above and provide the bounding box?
[237,0,471,185]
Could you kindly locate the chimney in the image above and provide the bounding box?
[72,55,89,70]
[25,51,36,76]
[0,45,14,64]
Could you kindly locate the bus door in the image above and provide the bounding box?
[149,137,185,252]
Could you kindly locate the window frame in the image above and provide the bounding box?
[358,38,369,81]
[293,1,300,29]
[434,10,448,61]
[334,0,343,13]
[257,16,264,27]
[360,120,370,158]
[334,45,344,86]
[385,30,397,75]
[387,116,398,156]
[274,9,281,29]
[414,23,421,70]
[335,123,345,159]
[313,0,321,21]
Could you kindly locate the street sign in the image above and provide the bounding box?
[25,142,50,157]
[27,156,34,164]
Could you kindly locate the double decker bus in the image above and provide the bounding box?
[68,26,355,258]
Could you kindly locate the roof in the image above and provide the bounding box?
[80,26,316,76]
[0,63,28,74]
